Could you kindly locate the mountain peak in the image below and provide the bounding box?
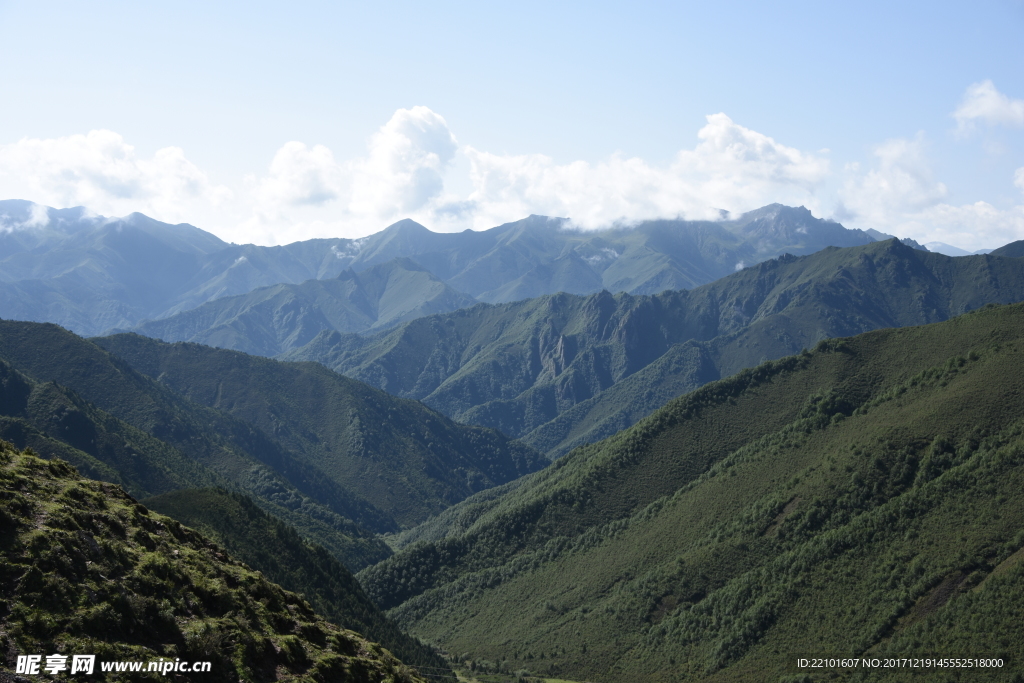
[729,204,828,238]
[736,203,815,222]
[382,218,430,235]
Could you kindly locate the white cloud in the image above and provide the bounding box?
[678,113,829,191]
[349,105,458,217]
[239,109,831,240]
[839,136,1024,251]
[26,201,49,228]
[840,135,948,226]
[897,202,1024,252]
[252,141,344,210]
[237,106,459,242]
[0,201,51,233]
[953,80,1024,131]
[4,107,1018,251]
[460,113,830,230]
[0,130,230,224]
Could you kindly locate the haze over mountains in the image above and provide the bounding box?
[130,258,478,357]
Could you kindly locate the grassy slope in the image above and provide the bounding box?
[142,488,454,680]
[0,319,390,570]
[359,303,1024,682]
[0,446,425,683]
[93,333,546,529]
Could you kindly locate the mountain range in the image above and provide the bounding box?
[283,239,1024,458]
[14,196,1005,464]
[2,199,919,341]
[127,258,477,357]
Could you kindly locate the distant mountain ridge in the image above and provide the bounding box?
[0,199,354,336]
[283,240,1024,458]
[2,198,919,338]
[127,258,478,356]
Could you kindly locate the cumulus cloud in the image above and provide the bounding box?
[4,105,1018,250]
[679,113,830,190]
[953,80,1024,131]
[0,130,230,224]
[349,105,458,217]
[896,202,1024,253]
[0,111,835,242]
[839,135,1024,250]
[238,106,459,242]
[840,135,948,226]
[461,113,830,230]
[252,141,344,210]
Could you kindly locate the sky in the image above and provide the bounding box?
[0,1,1022,251]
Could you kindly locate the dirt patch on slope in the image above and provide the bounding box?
[764,497,802,537]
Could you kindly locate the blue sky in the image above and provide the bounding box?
[0,0,1022,250]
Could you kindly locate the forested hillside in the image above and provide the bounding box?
[359,302,1024,682]
[0,320,541,571]
[142,488,452,678]
[0,445,427,682]
[94,332,545,529]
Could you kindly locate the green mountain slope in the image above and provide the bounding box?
[92,333,546,529]
[0,358,217,497]
[0,321,389,570]
[285,240,1024,458]
[358,302,1024,681]
[521,239,1024,457]
[0,446,426,683]
[130,258,477,356]
[142,488,453,680]
[991,239,1024,258]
